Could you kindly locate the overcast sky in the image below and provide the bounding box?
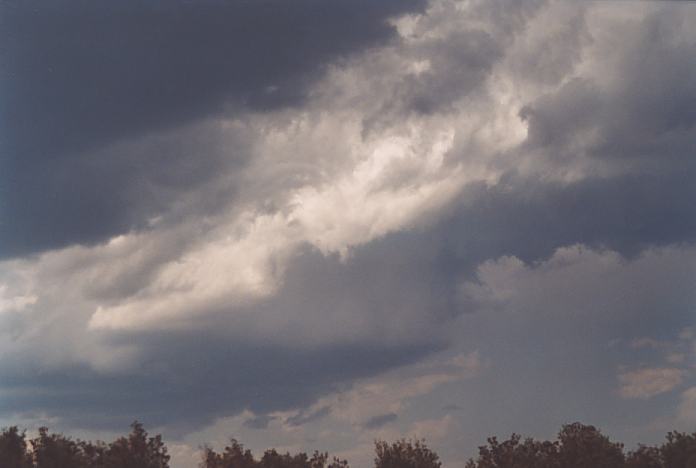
[1,1,696,466]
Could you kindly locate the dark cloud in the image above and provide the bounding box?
[0,120,251,261]
[363,412,398,429]
[438,169,696,268]
[0,336,436,434]
[0,0,425,259]
[1,1,695,454]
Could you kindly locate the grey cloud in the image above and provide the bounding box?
[243,415,276,431]
[0,338,436,434]
[0,223,460,434]
[504,2,589,87]
[232,240,459,348]
[404,28,503,115]
[360,0,532,135]
[363,412,398,430]
[521,7,696,165]
[286,406,331,428]
[4,160,692,434]
[1,0,696,453]
[438,170,696,268]
[0,119,253,261]
[0,0,425,258]
[450,245,696,445]
[0,172,692,436]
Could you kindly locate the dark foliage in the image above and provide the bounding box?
[2,421,696,468]
[466,423,696,468]
[199,439,348,468]
[0,422,167,468]
[556,423,625,468]
[0,426,33,468]
[374,439,441,468]
[463,433,559,468]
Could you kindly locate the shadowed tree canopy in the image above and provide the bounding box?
[556,423,625,468]
[31,426,97,468]
[626,445,662,468]
[374,439,441,468]
[2,421,696,467]
[102,422,169,468]
[0,422,168,468]
[466,423,696,468]
[659,432,696,468]
[0,426,33,468]
[199,439,349,468]
[463,433,560,468]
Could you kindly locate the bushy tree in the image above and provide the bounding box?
[374,439,441,468]
[102,421,169,468]
[326,456,349,468]
[465,434,559,468]
[556,423,625,468]
[199,441,349,468]
[660,431,696,468]
[201,439,256,468]
[5,419,696,468]
[626,444,662,468]
[0,426,33,468]
[31,427,92,468]
[79,439,108,468]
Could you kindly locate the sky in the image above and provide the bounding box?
[1,0,695,466]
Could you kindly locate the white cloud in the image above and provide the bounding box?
[0,285,36,315]
[618,368,684,400]
[460,244,696,322]
[308,351,482,428]
[677,387,696,426]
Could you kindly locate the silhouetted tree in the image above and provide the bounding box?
[464,434,559,468]
[660,431,696,468]
[103,421,169,468]
[31,427,91,468]
[556,423,625,468]
[5,419,696,468]
[79,439,108,468]
[326,456,349,468]
[626,444,662,468]
[0,426,33,468]
[259,448,311,468]
[200,439,256,468]
[308,451,349,468]
[199,442,349,468]
[374,439,441,468]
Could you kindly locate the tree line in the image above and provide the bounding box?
[1,421,695,468]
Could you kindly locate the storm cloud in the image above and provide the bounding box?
[0,0,425,257]
[0,1,695,467]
